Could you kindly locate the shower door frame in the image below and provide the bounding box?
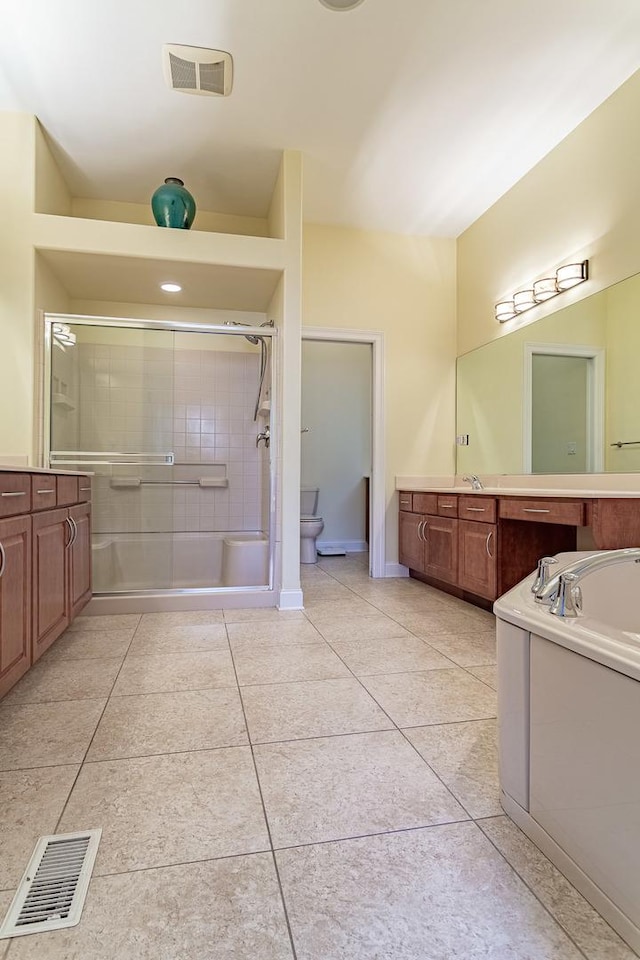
[43,312,278,596]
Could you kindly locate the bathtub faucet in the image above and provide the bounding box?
[534,548,640,614]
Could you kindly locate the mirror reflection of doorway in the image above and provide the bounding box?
[524,343,604,474]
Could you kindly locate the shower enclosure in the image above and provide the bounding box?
[44,315,275,595]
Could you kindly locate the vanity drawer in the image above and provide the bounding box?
[78,478,92,502]
[437,495,458,517]
[499,498,586,526]
[399,492,413,512]
[56,475,79,506]
[31,475,57,511]
[458,496,496,523]
[0,474,31,518]
[413,493,438,515]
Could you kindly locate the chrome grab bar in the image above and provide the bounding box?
[50,451,175,466]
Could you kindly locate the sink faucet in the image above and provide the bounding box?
[462,474,484,491]
[534,548,640,613]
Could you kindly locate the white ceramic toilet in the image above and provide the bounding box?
[300,487,324,563]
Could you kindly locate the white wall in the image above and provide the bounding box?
[301,340,371,549]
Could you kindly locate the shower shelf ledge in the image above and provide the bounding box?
[52,393,75,410]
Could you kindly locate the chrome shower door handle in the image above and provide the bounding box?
[256,425,270,449]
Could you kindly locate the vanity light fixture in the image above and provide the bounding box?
[495,260,589,323]
[160,282,182,293]
[495,300,516,323]
[318,0,366,8]
[513,289,536,313]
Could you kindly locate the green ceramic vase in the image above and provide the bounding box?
[151,177,196,229]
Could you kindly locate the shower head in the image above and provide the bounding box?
[244,334,260,345]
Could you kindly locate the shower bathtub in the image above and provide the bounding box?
[92,531,269,593]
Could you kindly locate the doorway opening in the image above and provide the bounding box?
[301,328,385,578]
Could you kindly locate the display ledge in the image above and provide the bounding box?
[396,475,640,499]
[0,464,92,476]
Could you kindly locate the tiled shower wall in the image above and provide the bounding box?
[72,342,266,534]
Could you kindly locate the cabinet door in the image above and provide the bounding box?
[32,508,70,662]
[399,511,425,571]
[0,515,32,699]
[424,516,458,584]
[458,519,497,600]
[69,502,92,619]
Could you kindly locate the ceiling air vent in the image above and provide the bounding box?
[163,44,233,97]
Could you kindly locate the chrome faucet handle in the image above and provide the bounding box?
[532,556,559,597]
[549,572,583,618]
[462,474,484,490]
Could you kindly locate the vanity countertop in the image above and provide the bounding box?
[0,464,92,477]
[396,476,640,499]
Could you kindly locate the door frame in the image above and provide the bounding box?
[301,327,385,578]
[522,341,605,473]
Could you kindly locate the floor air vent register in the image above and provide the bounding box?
[0,831,101,939]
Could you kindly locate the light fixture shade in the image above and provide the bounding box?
[533,277,558,302]
[556,261,588,290]
[495,300,516,323]
[318,0,365,8]
[513,289,536,313]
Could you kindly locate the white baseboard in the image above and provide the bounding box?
[385,562,409,578]
[316,539,368,553]
[278,588,305,610]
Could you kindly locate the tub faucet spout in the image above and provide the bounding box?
[535,548,640,610]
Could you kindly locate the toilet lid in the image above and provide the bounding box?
[301,515,322,521]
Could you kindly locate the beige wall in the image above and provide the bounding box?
[457,67,640,356]
[302,223,457,566]
[0,113,36,462]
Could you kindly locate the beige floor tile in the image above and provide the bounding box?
[59,748,269,874]
[241,678,393,744]
[478,816,637,960]
[303,598,382,621]
[223,607,306,622]
[137,610,224,630]
[5,854,294,960]
[127,623,230,656]
[405,720,501,818]
[0,765,79,889]
[360,668,497,727]
[276,822,585,959]
[468,664,497,689]
[426,633,496,667]
[87,688,248,760]
[301,582,356,601]
[67,614,141,633]
[234,642,350,686]
[393,610,481,635]
[255,730,467,847]
[0,700,106,770]
[2,658,121,705]
[113,649,236,696]
[314,614,410,643]
[43,629,132,661]
[330,636,452,676]
[227,619,323,647]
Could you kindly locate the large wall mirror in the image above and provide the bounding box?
[456,272,640,475]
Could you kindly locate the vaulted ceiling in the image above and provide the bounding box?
[2,0,640,236]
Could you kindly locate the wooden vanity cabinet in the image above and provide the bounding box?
[424,515,458,584]
[398,509,425,571]
[458,519,497,600]
[0,471,92,692]
[0,515,32,698]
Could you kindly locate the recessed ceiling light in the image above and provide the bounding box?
[160,282,182,293]
[318,0,366,10]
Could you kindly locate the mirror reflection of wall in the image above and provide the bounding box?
[456,272,640,474]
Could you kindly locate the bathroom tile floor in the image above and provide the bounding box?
[0,552,635,959]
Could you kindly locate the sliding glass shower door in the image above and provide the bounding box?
[47,317,273,594]
[49,322,176,592]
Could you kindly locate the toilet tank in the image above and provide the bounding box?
[300,486,319,517]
